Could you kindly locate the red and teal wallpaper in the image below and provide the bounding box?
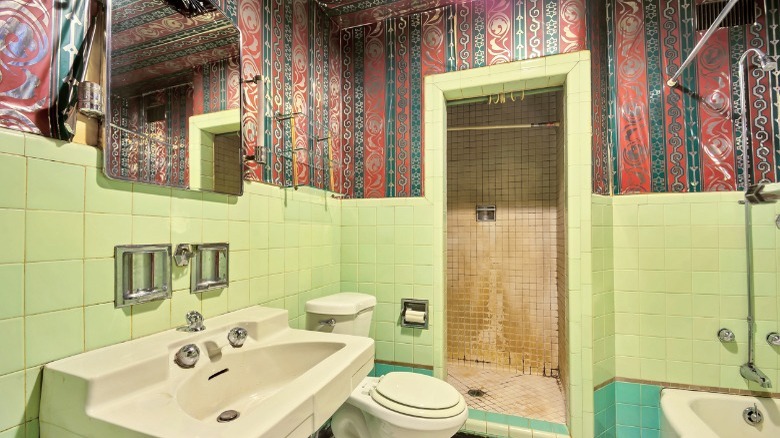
[592,0,780,194]
[0,0,91,137]
[337,0,588,198]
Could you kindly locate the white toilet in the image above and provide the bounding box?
[305,293,468,438]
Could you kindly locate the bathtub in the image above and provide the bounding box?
[661,388,780,437]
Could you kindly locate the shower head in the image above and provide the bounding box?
[745,183,780,205]
[758,54,777,72]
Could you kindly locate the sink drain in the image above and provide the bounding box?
[217,410,240,423]
[467,389,486,397]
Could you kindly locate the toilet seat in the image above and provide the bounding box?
[370,372,467,419]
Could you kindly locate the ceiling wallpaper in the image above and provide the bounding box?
[110,0,240,95]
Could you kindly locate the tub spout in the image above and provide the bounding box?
[740,363,772,388]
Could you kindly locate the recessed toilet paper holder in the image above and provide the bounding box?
[400,298,429,329]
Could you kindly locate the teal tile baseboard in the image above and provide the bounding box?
[463,408,569,437]
[595,381,660,438]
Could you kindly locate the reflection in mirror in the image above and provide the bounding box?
[104,0,243,195]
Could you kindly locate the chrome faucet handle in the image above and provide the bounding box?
[174,344,200,368]
[228,327,248,348]
[767,332,780,346]
[718,328,735,343]
[178,310,205,332]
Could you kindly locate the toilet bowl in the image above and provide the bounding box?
[331,373,468,438]
[305,293,468,437]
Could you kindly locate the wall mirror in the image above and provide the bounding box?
[104,0,244,195]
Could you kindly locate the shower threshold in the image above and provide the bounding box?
[446,360,566,424]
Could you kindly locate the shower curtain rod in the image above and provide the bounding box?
[446,86,563,106]
[667,0,739,87]
[447,122,560,131]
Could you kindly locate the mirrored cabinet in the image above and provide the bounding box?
[103,0,244,195]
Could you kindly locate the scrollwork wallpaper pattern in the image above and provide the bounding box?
[590,0,780,194]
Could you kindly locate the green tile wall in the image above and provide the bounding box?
[610,193,780,392]
[0,128,342,436]
[340,199,439,373]
[592,196,615,386]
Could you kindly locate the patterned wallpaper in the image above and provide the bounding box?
[317,0,474,29]
[591,0,780,195]
[338,0,587,198]
[109,86,192,188]
[0,0,91,137]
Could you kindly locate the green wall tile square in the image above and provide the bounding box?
[85,304,131,350]
[84,258,114,305]
[132,216,171,244]
[202,193,229,220]
[171,217,202,246]
[615,403,640,427]
[413,344,433,366]
[171,190,202,218]
[85,167,132,214]
[85,214,132,258]
[132,185,171,217]
[25,210,83,262]
[615,382,640,405]
[0,318,23,375]
[25,367,42,422]
[0,154,25,209]
[228,280,250,311]
[0,264,23,319]
[237,194,260,223]
[25,260,83,315]
[395,206,414,225]
[0,128,25,155]
[0,371,24,431]
[200,289,228,318]
[375,341,394,361]
[25,135,98,167]
[229,221,250,251]
[26,159,84,212]
[0,209,24,263]
[616,425,641,438]
[131,300,171,338]
[394,342,413,363]
[25,308,83,367]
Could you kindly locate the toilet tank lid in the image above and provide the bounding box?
[305,293,377,315]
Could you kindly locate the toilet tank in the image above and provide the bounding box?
[305,293,376,336]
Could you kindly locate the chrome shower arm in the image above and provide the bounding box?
[667,0,740,87]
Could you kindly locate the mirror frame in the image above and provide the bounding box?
[103,0,245,196]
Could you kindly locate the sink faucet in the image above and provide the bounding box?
[178,311,205,332]
[740,362,772,388]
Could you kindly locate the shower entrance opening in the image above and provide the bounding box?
[445,89,567,424]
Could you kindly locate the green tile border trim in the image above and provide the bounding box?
[463,408,569,436]
[594,377,780,398]
[374,359,434,370]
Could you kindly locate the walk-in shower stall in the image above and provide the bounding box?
[445,90,567,424]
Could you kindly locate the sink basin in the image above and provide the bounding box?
[40,306,374,438]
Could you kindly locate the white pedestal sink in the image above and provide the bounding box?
[40,306,374,438]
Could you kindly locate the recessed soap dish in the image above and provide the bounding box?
[115,244,172,308]
[190,243,229,293]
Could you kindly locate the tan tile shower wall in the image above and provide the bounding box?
[446,93,562,376]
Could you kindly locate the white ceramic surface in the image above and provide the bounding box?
[661,388,780,438]
[40,306,374,438]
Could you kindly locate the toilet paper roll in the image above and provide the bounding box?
[404,309,426,324]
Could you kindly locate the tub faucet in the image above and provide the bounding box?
[740,363,772,388]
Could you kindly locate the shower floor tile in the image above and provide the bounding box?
[446,360,566,424]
